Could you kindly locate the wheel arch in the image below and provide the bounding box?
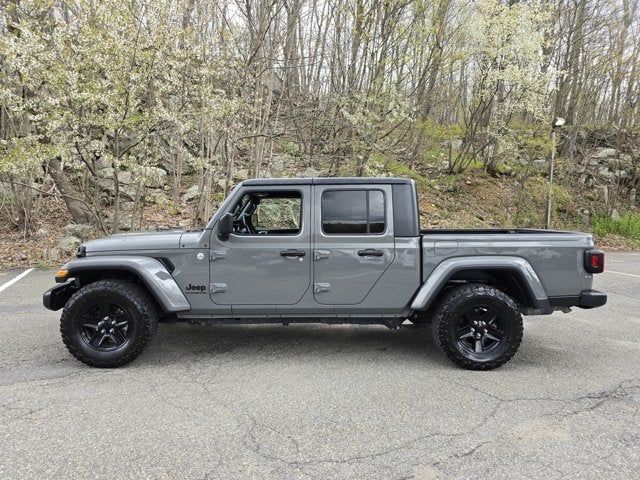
[411,256,551,313]
[61,256,190,314]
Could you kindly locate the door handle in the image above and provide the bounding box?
[210,283,227,293]
[357,249,384,257]
[280,249,306,258]
[210,249,227,261]
[314,250,330,261]
[314,283,331,293]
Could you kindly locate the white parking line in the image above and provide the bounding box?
[0,268,35,293]
[604,269,640,279]
[608,259,640,265]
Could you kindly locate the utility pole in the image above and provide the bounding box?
[545,118,565,229]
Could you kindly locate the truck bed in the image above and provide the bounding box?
[420,229,595,297]
[421,228,579,235]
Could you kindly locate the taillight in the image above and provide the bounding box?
[584,250,605,274]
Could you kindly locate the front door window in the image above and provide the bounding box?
[231,191,302,236]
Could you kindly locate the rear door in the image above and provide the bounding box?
[313,184,395,305]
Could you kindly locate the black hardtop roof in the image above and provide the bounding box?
[242,177,412,186]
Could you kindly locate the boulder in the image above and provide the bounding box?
[146,191,170,205]
[301,166,319,178]
[106,218,132,232]
[63,223,95,241]
[98,168,131,184]
[619,154,633,165]
[98,166,115,179]
[182,185,201,203]
[592,147,617,159]
[143,166,168,188]
[270,156,287,175]
[58,235,82,254]
[607,155,633,170]
[597,167,615,179]
[532,159,546,169]
[102,211,133,232]
[98,175,137,200]
[33,227,51,240]
[234,169,250,181]
[118,171,133,185]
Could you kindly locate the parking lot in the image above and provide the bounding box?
[0,252,638,479]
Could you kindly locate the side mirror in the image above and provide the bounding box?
[218,213,234,240]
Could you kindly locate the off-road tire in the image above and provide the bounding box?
[60,280,158,368]
[433,284,523,370]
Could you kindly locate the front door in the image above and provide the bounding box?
[209,186,311,306]
[313,185,395,305]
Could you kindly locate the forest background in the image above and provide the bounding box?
[1,0,640,267]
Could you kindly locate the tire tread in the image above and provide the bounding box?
[60,280,157,368]
[433,283,523,370]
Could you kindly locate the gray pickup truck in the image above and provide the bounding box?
[44,177,606,370]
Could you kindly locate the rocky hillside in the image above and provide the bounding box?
[1,143,638,270]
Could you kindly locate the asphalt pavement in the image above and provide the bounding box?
[0,253,639,479]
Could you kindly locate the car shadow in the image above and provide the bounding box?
[142,322,449,367]
[135,321,572,371]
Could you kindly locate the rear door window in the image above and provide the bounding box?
[321,190,385,235]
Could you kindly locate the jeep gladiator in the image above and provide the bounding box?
[43,177,607,369]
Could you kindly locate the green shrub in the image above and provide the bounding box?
[417,119,464,144]
[594,213,640,240]
[422,147,447,165]
[282,141,302,157]
[512,177,571,228]
[518,134,553,159]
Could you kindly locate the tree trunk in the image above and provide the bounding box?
[48,157,93,224]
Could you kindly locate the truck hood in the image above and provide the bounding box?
[83,230,185,253]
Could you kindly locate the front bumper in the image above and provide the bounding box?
[43,280,77,311]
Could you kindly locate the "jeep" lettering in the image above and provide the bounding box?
[185,283,206,293]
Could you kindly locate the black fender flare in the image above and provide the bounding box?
[46,256,191,313]
[410,256,551,312]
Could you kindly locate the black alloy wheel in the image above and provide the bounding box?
[432,284,523,370]
[60,279,158,368]
[78,301,133,351]
[455,304,505,354]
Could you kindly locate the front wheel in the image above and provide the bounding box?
[433,284,523,370]
[60,280,158,368]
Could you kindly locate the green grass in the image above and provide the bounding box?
[594,213,640,240]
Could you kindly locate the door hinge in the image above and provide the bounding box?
[314,282,331,293]
[314,250,331,261]
[210,283,227,293]
[210,250,228,261]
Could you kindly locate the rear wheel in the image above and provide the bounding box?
[433,284,523,370]
[60,280,158,368]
